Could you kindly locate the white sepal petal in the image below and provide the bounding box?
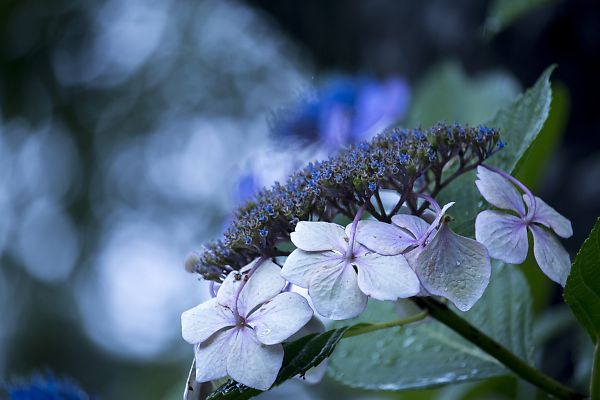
[390,214,430,240]
[238,259,286,316]
[354,250,420,300]
[181,298,234,344]
[248,292,313,345]
[308,262,367,320]
[194,329,235,382]
[354,220,415,255]
[227,328,284,391]
[291,221,347,252]
[281,249,343,288]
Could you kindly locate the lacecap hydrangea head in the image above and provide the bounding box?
[194,122,500,281]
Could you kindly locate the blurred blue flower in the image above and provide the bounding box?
[275,76,410,149]
[5,372,90,400]
[237,75,410,202]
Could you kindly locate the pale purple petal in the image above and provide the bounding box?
[281,249,343,287]
[475,210,528,264]
[181,297,235,344]
[524,195,573,238]
[291,221,347,252]
[354,250,420,300]
[354,220,415,255]
[194,328,235,382]
[476,166,526,215]
[248,292,313,345]
[238,259,286,317]
[416,223,491,312]
[308,262,367,320]
[216,269,239,309]
[227,328,284,390]
[390,214,430,239]
[529,224,571,286]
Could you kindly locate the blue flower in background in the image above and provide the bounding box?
[237,75,410,202]
[275,76,410,149]
[4,372,90,400]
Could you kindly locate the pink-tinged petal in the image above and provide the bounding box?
[524,195,573,238]
[291,221,347,252]
[354,220,415,255]
[476,166,526,215]
[308,262,367,320]
[416,223,491,312]
[181,297,235,344]
[354,250,420,300]
[475,210,528,264]
[248,292,313,345]
[281,249,343,287]
[194,328,236,382]
[390,214,430,240]
[529,225,571,286]
[227,328,284,391]
[238,260,286,317]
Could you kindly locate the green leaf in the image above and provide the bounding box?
[564,217,600,343]
[405,61,520,128]
[484,0,556,35]
[207,326,352,400]
[328,262,534,390]
[514,81,569,188]
[438,65,555,237]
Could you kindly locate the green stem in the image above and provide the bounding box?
[343,311,428,339]
[591,342,600,400]
[414,297,585,400]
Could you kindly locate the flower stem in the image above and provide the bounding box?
[342,311,428,338]
[414,297,585,400]
[591,341,600,400]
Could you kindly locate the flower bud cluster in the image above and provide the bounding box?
[194,123,500,281]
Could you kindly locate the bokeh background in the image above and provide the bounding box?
[0,0,599,398]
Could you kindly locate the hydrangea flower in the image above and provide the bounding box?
[474,165,573,285]
[281,218,421,320]
[236,76,410,202]
[5,372,89,400]
[181,258,313,390]
[356,202,491,311]
[276,76,410,148]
